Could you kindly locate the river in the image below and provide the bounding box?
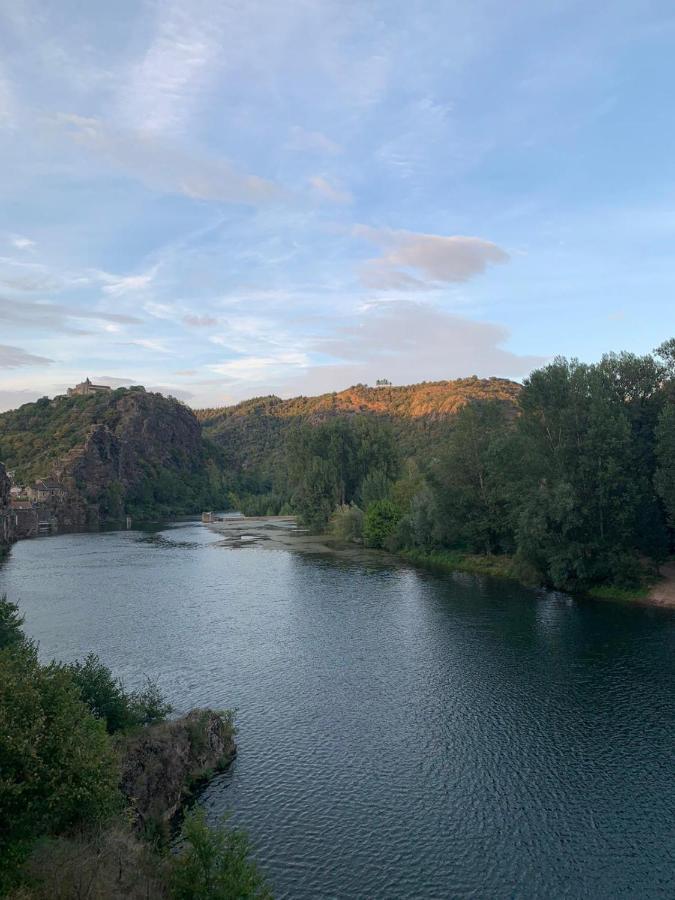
[1,520,673,899]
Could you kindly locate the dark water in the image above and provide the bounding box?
[1,521,674,899]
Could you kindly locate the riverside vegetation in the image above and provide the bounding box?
[4,343,675,596]
[208,341,675,599]
[0,595,270,899]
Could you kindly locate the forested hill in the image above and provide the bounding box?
[0,388,231,523]
[197,377,521,473]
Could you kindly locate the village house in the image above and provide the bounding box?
[27,479,66,503]
[67,378,112,397]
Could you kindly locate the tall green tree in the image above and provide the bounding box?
[430,402,513,555]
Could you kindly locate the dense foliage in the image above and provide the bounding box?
[0,388,234,523]
[0,596,269,898]
[272,344,675,594]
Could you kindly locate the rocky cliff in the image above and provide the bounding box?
[0,388,232,525]
[0,463,13,548]
[119,710,236,831]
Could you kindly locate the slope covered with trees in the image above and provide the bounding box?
[0,388,233,523]
[241,343,675,597]
[198,377,521,470]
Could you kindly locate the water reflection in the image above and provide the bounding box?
[1,522,673,899]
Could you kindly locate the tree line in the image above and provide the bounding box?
[266,342,675,594]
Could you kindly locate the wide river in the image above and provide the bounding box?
[1,520,674,899]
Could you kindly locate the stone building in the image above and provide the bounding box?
[11,500,38,538]
[28,479,66,503]
[67,378,112,397]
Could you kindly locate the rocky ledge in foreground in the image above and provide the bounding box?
[119,709,236,831]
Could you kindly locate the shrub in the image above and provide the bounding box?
[0,594,26,650]
[0,645,120,892]
[67,654,173,734]
[170,809,271,900]
[328,503,364,542]
[363,499,402,549]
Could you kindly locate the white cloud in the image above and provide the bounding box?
[96,266,158,296]
[117,0,227,135]
[9,234,36,251]
[208,351,309,383]
[354,225,509,289]
[279,301,543,394]
[131,339,169,353]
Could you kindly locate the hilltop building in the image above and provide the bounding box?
[67,378,112,397]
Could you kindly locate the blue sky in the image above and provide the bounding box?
[1,0,675,410]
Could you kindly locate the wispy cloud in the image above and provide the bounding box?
[0,344,53,368]
[183,314,217,327]
[97,266,158,296]
[117,0,226,135]
[0,297,140,334]
[9,234,36,251]
[282,301,543,394]
[58,115,289,206]
[209,350,309,384]
[310,175,353,205]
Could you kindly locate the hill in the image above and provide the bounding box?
[198,377,522,475]
[0,388,231,524]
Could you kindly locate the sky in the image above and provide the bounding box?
[1,0,675,410]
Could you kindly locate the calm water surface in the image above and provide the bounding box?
[1,520,674,899]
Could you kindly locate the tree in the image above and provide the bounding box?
[170,809,271,899]
[430,402,512,555]
[0,645,119,891]
[287,418,399,531]
[363,499,401,549]
[67,653,172,734]
[508,358,663,588]
[0,594,25,650]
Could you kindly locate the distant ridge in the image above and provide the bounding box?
[198,377,522,473]
[197,376,521,422]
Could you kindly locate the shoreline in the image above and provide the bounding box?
[206,515,675,610]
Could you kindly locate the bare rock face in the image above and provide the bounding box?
[0,463,13,547]
[119,710,236,831]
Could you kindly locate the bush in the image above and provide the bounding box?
[0,594,26,650]
[0,645,120,892]
[67,654,173,734]
[363,499,402,549]
[170,808,271,899]
[328,503,364,542]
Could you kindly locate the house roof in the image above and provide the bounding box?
[33,479,63,490]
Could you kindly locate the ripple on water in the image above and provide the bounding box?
[0,522,673,899]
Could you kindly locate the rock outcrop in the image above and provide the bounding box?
[0,388,230,526]
[0,463,13,548]
[119,710,236,831]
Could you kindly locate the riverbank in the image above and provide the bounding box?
[399,548,674,609]
[206,516,675,610]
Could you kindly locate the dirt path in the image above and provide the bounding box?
[647,561,675,609]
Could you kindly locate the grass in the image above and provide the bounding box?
[586,579,653,604]
[400,548,518,581]
[401,548,662,606]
